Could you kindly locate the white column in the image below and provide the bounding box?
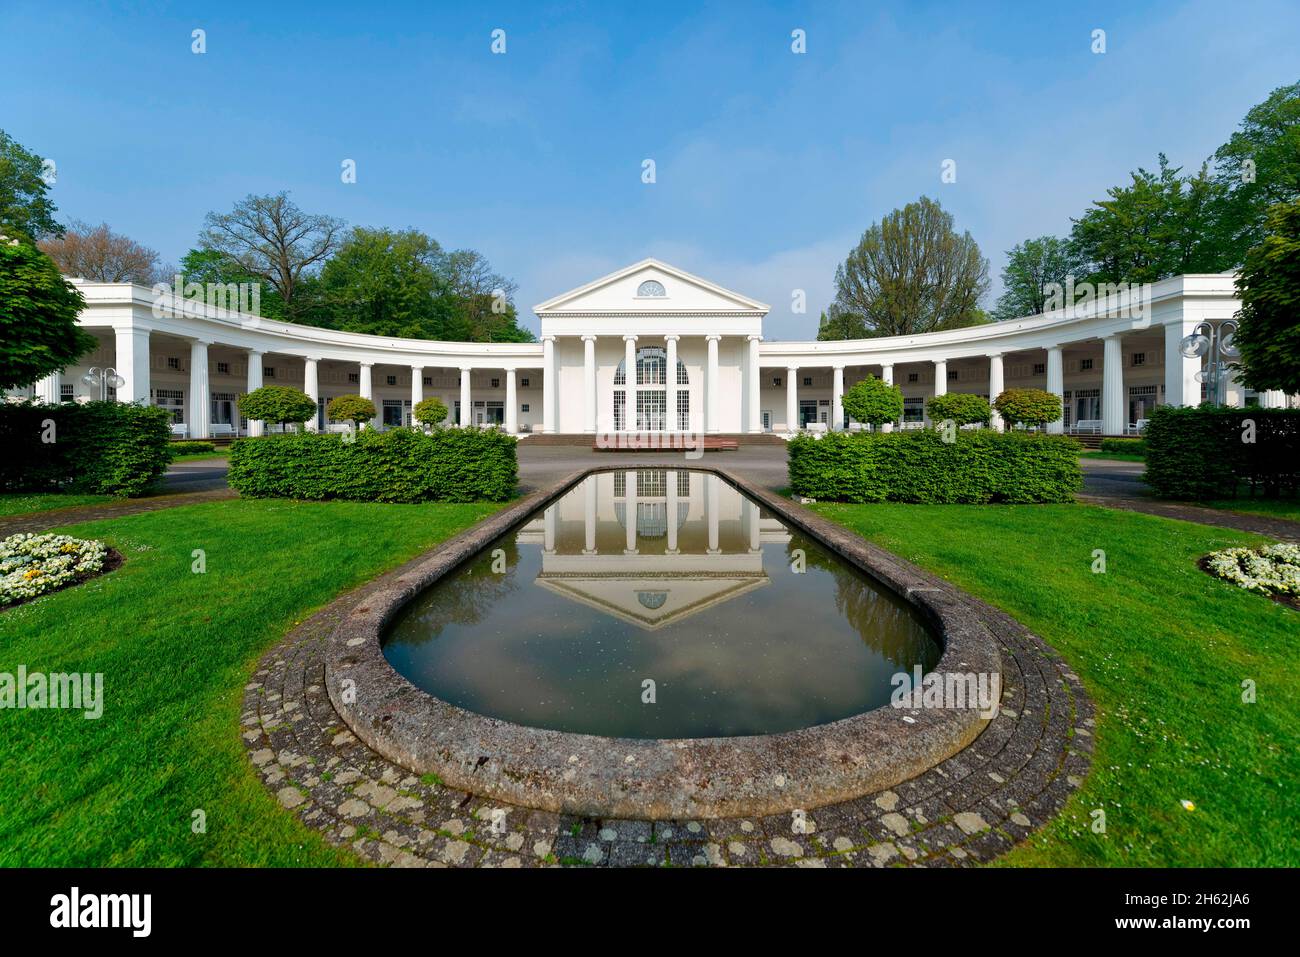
[358,362,374,430]
[303,356,320,431]
[881,364,894,432]
[1261,390,1287,409]
[705,335,721,434]
[786,366,799,432]
[623,335,637,432]
[1102,335,1125,435]
[988,353,1004,431]
[747,335,762,433]
[1045,346,1064,434]
[409,365,423,427]
[189,340,211,438]
[583,476,597,554]
[541,336,556,433]
[459,367,472,427]
[747,498,761,552]
[246,350,264,436]
[505,368,518,434]
[706,474,720,554]
[665,469,679,553]
[932,359,947,397]
[665,335,679,431]
[35,370,60,404]
[543,505,556,553]
[115,326,151,404]
[581,335,597,433]
[624,469,638,554]
[832,365,845,431]
[1163,320,1200,408]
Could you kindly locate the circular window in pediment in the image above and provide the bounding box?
[637,590,668,610]
[636,280,666,297]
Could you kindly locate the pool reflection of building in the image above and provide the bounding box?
[515,470,791,630]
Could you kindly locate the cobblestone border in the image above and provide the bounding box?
[243,471,1094,866]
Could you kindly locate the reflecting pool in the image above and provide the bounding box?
[383,470,940,738]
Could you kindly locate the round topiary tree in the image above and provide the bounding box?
[326,394,376,430]
[238,385,317,432]
[413,396,449,429]
[0,234,95,390]
[926,392,990,426]
[994,388,1062,429]
[841,375,903,428]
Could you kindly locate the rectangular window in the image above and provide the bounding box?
[636,390,666,431]
[904,396,925,422]
[349,372,359,384]
[638,469,667,498]
[167,357,181,370]
[1074,388,1101,424]
[948,370,958,381]
[1131,352,1145,366]
[521,403,530,413]
[762,410,772,431]
[799,399,818,427]
[613,390,626,431]
[773,377,782,388]
[60,384,74,401]
[521,377,530,387]
[386,375,397,386]
[491,378,500,389]
[908,372,919,383]
[802,376,812,387]
[1080,358,1094,371]
[152,388,185,424]
[264,366,275,378]
[423,376,432,386]
[675,389,690,431]
[212,392,237,427]
[1033,362,1045,376]
[217,361,230,375]
[639,352,665,386]
[382,399,404,427]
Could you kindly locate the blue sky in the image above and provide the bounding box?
[3,0,1297,338]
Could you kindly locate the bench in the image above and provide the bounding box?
[209,423,236,439]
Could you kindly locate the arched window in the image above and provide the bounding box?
[636,280,666,297]
[614,347,689,431]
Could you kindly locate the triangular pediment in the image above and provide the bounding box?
[533,258,769,314]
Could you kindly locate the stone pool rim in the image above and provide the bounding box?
[325,466,1004,820]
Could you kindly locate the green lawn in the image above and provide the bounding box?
[171,452,229,463]
[0,497,500,866]
[1079,451,1146,462]
[1199,497,1300,523]
[812,501,1296,867]
[0,492,114,517]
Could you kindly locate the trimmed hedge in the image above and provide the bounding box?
[170,440,217,455]
[1099,437,1146,456]
[1144,405,1299,500]
[788,430,1082,503]
[0,400,173,497]
[227,427,518,503]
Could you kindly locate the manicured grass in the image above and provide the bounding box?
[811,501,1296,867]
[1079,451,1146,462]
[171,452,228,463]
[0,497,500,866]
[0,493,114,517]
[1198,498,1300,523]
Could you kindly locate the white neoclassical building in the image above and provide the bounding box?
[15,258,1292,438]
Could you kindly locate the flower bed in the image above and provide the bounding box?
[1203,542,1300,602]
[1,533,110,606]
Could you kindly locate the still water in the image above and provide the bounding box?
[383,470,940,738]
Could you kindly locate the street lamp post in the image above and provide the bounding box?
[1178,320,1239,407]
[80,367,126,401]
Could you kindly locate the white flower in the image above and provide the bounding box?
[0,533,109,605]
[1205,542,1300,598]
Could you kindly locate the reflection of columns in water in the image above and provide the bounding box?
[706,474,720,554]
[583,477,597,554]
[543,504,556,553]
[665,469,679,553]
[747,498,761,553]
[624,470,638,554]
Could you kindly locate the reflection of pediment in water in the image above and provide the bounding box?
[536,572,768,631]
[537,549,769,630]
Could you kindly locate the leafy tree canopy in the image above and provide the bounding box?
[927,392,991,426]
[0,129,62,242]
[326,394,376,427]
[0,234,93,390]
[1234,199,1300,394]
[992,236,1080,320]
[841,375,903,426]
[993,388,1063,428]
[413,396,449,427]
[237,385,317,429]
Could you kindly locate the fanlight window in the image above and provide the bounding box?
[615,347,687,386]
[636,280,666,297]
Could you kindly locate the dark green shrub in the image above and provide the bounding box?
[413,397,449,427]
[1144,405,1299,500]
[170,440,217,455]
[926,392,990,426]
[842,375,903,426]
[994,388,1063,428]
[237,385,316,430]
[326,394,376,428]
[788,430,1082,503]
[0,400,173,497]
[227,428,517,503]
[1099,437,1146,456]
